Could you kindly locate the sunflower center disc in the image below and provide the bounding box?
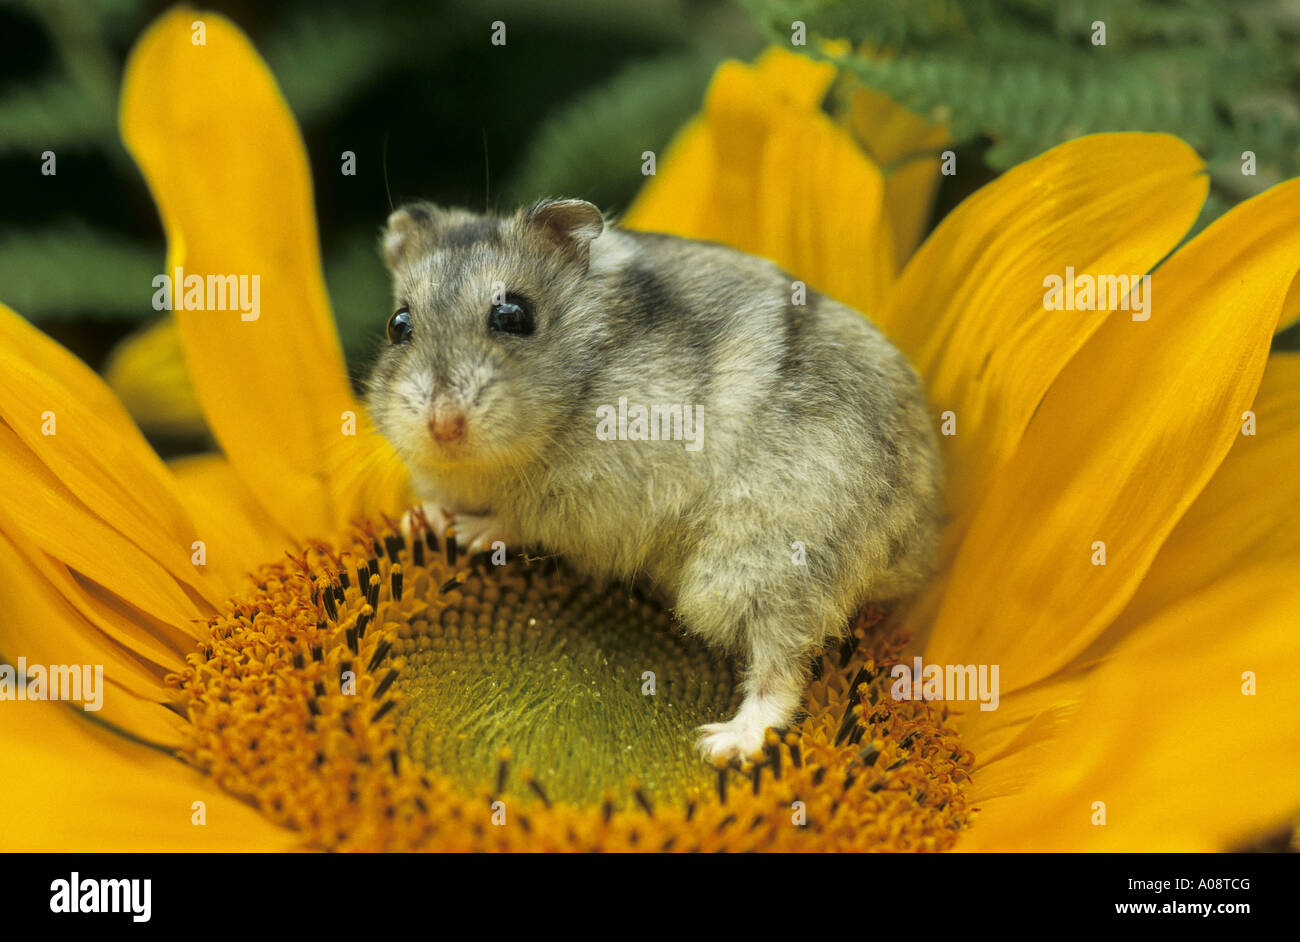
[391,561,740,806]
[169,515,977,851]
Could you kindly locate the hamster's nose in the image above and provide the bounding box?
[429,406,467,444]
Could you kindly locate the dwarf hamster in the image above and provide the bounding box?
[366,198,942,762]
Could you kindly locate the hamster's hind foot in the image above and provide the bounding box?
[696,717,769,764]
[696,678,799,763]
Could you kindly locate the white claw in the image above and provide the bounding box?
[696,717,769,764]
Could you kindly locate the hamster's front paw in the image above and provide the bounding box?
[400,504,518,556]
[447,511,520,556]
[400,502,450,545]
[696,717,769,764]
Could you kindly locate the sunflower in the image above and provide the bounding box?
[2,8,1298,852]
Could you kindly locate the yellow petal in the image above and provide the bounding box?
[960,669,1086,805]
[750,45,839,110]
[622,115,711,233]
[0,424,207,635]
[167,453,291,592]
[0,303,223,616]
[320,423,412,526]
[625,48,895,316]
[0,700,299,851]
[884,134,1208,527]
[0,527,186,745]
[102,317,207,439]
[168,446,408,623]
[926,176,1300,695]
[0,302,222,741]
[846,83,950,266]
[962,562,1300,851]
[1079,352,1300,661]
[120,6,357,537]
[1281,267,1300,329]
[964,353,1300,816]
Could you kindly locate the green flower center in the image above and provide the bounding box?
[390,562,741,807]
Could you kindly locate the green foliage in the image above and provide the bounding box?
[1,0,752,335]
[0,224,157,318]
[0,0,129,152]
[324,230,392,366]
[739,0,1300,210]
[0,77,113,150]
[501,51,719,213]
[260,7,417,125]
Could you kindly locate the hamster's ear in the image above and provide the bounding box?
[525,198,604,265]
[382,202,440,269]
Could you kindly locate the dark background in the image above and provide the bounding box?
[0,0,761,380]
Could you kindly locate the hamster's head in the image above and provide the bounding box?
[365,198,607,478]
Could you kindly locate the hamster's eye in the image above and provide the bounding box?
[488,294,534,336]
[387,306,413,344]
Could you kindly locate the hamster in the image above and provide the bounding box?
[366,198,942,763]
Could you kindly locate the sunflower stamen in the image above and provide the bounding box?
[367,640,392,673]
[322,587,339,622]
[168,520,973,850]
[764,730,782,779]
[523,771,552,808]
[495,749,511,795]
[630,781,654,817]
[439,572,468,594]
[785,733,803,769]
[834,704,860,746]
